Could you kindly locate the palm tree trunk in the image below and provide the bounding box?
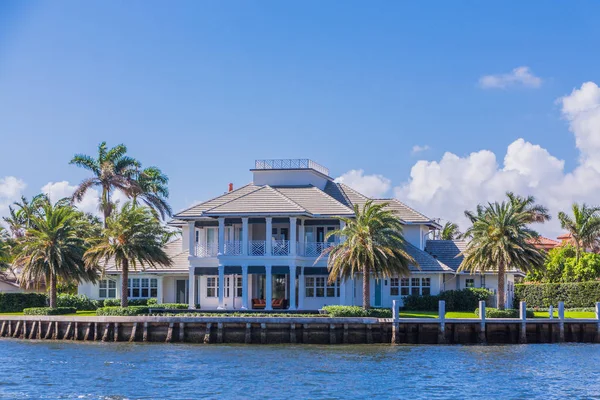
[49,273,57,308]
[102,186,110,228]
[362,266,370,310]
[121,259,129,308]
[497,262,506,310]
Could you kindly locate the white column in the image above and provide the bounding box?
[218,217,225,255]
[241,265,249,310]
[265,264,273,310]
[188,267,196,309]
[218,264,225,309]
[188,221,195,256]
[339,276,346,305]
[289,264,296,310]
[242,217,249,256]
[289,217,297,256]
[298,220,305,256]
[265,217,272,256]
[339,220,346,243]
[298,266,305,310]
[157,276,164,304]
[230,274,235,310]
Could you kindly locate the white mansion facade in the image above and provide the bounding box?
[78,159,519,310]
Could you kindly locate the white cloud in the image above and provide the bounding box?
[479,66,542,89]
[42,181,101,216]
[335,169,391,198]
[411,145,430,154]
[0,176,27,223]
[393,81,600,238]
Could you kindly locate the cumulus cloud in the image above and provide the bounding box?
[0,176,27,221]
[412,145,430,154]
[479,66,542,89]
[335,169,391,198]
[42,180,130,217]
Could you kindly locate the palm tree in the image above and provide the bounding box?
[70,142,140,225]
[2,195,47,238]
[506,192,551,223]
[320,201,417,310]
[557,203,600,262]
[84,203,172,307]
[460,201,545,309]
[440,221,461,240]
[131,166,172,220]
[0,226,12,272]
[13,197,98,308]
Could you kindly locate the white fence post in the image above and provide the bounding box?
[519,301,527,344]
[478,300,486,343]
[438,300,446,344]
[558,301,565,342]
[596,302,600,344]
[391,300,400,345]
[392,300,400,322]
[549,305,554,320]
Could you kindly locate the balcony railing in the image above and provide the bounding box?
[193,241,336,258]
[224,240,242,256]
[196,242,218,257]
[249,240,266,256]
[272,240,290,256]
[254,159,329,176]
[300,241,337,257]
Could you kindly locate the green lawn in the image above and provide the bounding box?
[0,311,97,317]
[533,311,596,319]
[400,311,597,319]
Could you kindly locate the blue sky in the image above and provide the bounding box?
[1,1,600,236]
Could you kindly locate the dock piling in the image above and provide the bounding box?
[519,301,527,344]
[438,300,446,344]
[478,301,486,344]
[558,302,565,342]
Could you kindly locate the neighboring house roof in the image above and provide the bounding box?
[405,243,454,273]
[557,233,573,241]
[425,240,467,272]
[103,239,189,274]
[528,236,560,249]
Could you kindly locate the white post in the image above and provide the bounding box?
[392,299,400,322]
[519,301,527,344]
[596,302,600,320]
[242,218,249,256]
[298,220,305,256]
[339,220,346,243]
[188,268,196,309]
[218,218,225,255]
[478,300,486,343]
[241,265,249,310]
[265,265,273,310]
[218,264,225,309]
[288,264,296,310]
[438,300,446,344]
[298,267,305,310]
[549,305,554,319]
[230,274,235,310]
[438,300,445,321]
[188,221,195,256]
[339,276,346,305]
[157,276,163,304]
[558,301,565,320]
[265,217,272,256]
[289,217,297,256]
[558,301,565,342]
[596,302,600,344]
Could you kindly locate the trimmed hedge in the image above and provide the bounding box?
[57,294,99,311]
[474,307,534,318]
[102,298,149,307]
[95,306,149,316]
[149,303,189,310]
[0,293,47,312]
[514,281,600,308]
[321,306,392,318]
[23,307,77,315]
[403,288,494,312]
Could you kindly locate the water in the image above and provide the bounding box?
[0,340,599,399]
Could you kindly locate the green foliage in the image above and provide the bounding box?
[95,306,149,316]
[474,307,534,318]
[23,307,77,315]
[526,245,600,283]
[441,221,461,240]
[557,203,600,261]
[321,306,392,318]
[56,294,99,311]
[0,293,47,312]
[402,288,494,312]
[515,281,600,308]
[146,297,158,306]
[149,303,189,310]
[102,298,148,307]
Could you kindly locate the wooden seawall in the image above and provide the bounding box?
[1,315,600,345]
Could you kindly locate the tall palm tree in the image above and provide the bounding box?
[0,226,12,272]
[84,203,172,307]
[2,194,46,238]
[460,201,545,309]
[70,142,140,225]
[131,166,172,220]
[13,197,98,308]
[440,221,461,240]
[506,192,551,223]
[557,203,600,262]
[320,201,417,310]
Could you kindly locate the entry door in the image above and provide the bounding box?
[374,279,382,307]
[176,279,188,304]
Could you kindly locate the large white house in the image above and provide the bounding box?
[78,159,519,310]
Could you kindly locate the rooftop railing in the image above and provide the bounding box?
[254,159,329,176]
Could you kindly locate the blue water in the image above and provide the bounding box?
[0,340,599,399]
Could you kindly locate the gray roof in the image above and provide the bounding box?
[204,186,306,215]
[424,240,467,271]
[274,186,354,216]
[175,184,260,218]
[103,238,189,273]
[405,243,454,272]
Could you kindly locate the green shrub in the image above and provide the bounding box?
[403,288,494,312]
[514,281,600,308]
[23,307,77,315]
[0,293,47,312]
[102,298,148,307]
[95,306,149,316]
[321,306,392,318]
[57,294,99,311]
[149,303,189,310]
[146,298,158,306]
[474,307,534,318]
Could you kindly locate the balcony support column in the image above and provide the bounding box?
[217,264,225,309]
[298,220,305,256]
[298,266,305,310]
[265,265,273,311]
[289,264,297,310]
[289,217,297,256]
[339,220,346,243]
[242,218,249,256]
[188,267,196,309]
[218,218,225,256]
[265,217,273,256]
[241,265,249,310]
[188,222,195,256]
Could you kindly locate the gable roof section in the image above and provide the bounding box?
[174,184,259,218]
[375,199,435,224]
[203,185,307,215]
[103,239,189,273]
[405,243,454,272]
[424,240,467,271]
[273,186,354,216]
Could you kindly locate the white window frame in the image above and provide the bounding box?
[128,277,158,299]
[390,278,400,296]
[206,276,219,298]
[99,278,117,299]
[466,278,475,288]
[305,275,339,298]
[400,278,410,296]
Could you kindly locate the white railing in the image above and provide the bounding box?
[249,240,266,256]
[301,242,337,257]
[272,240,290,256]
[224,240,242,256]
[196,242,219,257]
[254,159,329,176]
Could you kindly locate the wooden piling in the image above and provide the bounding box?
[74,322,78,341]
[343,323,349,344]
[114,323,119,342]
[245,323,252,344]
[63,322,72,340]
[21,321,26,339]
[166,323,174,343]
[217,323,223,344]
[102,323,110,342]
[290,323,296,344]
[44,322,52,339]
[303,324,309,343]
[0,321,6,337]
[260,323,267,344]
[84,323,91,341]
[13,321,21,338]
[179,323,185,342]
[53,322,58,340]
[366,324,373,344]
[94,323,98,341]
[129,323,137,342]
[37,321,42,339]
[28,321,36,339]
[203,323,212,344]
[329,324,336,344]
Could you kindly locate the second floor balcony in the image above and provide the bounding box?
[194,240,337,258]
